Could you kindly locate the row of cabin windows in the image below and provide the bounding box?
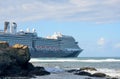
[35,43,59,46]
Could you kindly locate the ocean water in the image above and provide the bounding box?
[30,57,120,79]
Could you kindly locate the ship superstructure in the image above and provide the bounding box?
[0,21,83,57]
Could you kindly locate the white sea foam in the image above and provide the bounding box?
[30,58,120,62]
[31,68,120,79]
[30,58,120,79]
[97,68,120,78]
[79,59,120,62]
[32,73,92,79]
[45,66,64,73]
[82,68,120,78]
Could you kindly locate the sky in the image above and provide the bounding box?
[0,0,120,57]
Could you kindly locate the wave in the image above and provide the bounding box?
[92,68,120,77]
[45,67,120,77]
[30,58,120,63]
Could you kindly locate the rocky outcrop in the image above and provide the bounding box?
[74,71,91,76]
[90,72,106,77]
[0,41,50,77]
[80,67,97,71]
[67,69,78,73]
[0,41,9,48]
[12,44,30,64]
[67,67,118,78]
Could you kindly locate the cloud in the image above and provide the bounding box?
[0,0,120,23]
[97,37,105,46]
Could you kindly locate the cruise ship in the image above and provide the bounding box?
[0,21,83,58]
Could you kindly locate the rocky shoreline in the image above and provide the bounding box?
[66,67,119,79]
[0,41,119,79]
[0,41,50,78]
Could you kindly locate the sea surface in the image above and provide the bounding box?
[30,57,120,79]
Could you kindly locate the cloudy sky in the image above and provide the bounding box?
[0,0,120,57]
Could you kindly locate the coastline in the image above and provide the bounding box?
[30,57,120,79]
[0,57,120,79]
[31,67,120,79]
[0,50,120,79]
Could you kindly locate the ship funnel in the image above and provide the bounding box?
[10,22,17,34]
[32,28,36,33]
[26,28,30,32]
[4,21,10,33]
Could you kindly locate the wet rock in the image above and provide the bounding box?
[80,67,97,71]
[85,78,92,79]
[111,77,118,79]
[107,77,119,79]
[29,67,50,76]
[90,72,106,77]
[68,67,117,79]
[74,71,91,76]
[67,69,78,73]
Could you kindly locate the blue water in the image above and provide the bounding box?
[30,57,120,69]
[30,57,120,79]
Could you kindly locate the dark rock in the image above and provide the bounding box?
[74,71,91,76]
[22,62,34,71]
[80,67,97,71]
[0,50,13,76]
[12,44,30,65]
[4,64,22,76]
[91,72,106,77]
[67,69,78,73]
[111,77,118,79]
[0,42,50,77]
[0,41,9,48]
[30,70,50,76]
[85,78,92,79]
[29,67,50,76]
[19,70,29,76]
[68,67,116,79]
